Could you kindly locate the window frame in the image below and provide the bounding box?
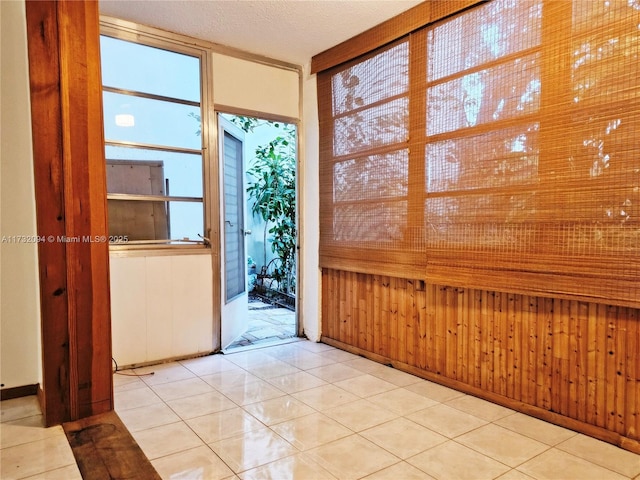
[100,17,215,252]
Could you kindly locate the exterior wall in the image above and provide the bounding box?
[321,268,640,453]
[0,0,42,390]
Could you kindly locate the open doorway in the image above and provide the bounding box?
[219,113,298,351]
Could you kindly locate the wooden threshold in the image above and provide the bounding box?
[63,411,161,479]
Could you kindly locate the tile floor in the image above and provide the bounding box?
[226,300,296,351]
[1,396,82,479]
[2,340,640,479]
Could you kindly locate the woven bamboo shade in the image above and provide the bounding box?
[317,0,640,307]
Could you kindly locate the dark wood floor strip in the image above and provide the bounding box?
[63,411,161,480]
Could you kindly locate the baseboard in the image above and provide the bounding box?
[0,384,39,401]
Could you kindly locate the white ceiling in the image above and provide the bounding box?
[99,0,424,66]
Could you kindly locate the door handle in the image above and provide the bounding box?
[244,229,252,236]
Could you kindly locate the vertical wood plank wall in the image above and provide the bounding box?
[321,268,640,453]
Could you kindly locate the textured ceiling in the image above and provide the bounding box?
[99,0,424,66]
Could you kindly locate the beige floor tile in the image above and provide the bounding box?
[0,436,77,480]
[407,403,488,438]
[496,470,537,480]
[151,445,234,480]
[116,402,181,432]
[210,427,298,473]
[324,399,398,432]
[180,355,240,377]
[201,369,261,391]
[250,361,302,380]
[517,448,628,480]
[243,396,315,426]
[239,452,337,480]
[456,424,549,468]
[307,435,400,480]
[296,342,336,353]
[367,388,438,416]
[112,374,147,392]
[405,380,466,402]
[222,379,286,406]
[307,363,363,383]
[407,440,510,480]
[138,362,197,386]
[333,374,397,397]
[279,352,337,370]
[114,385,163,411]
[21,464,83,480]
[0,415,64,449]
[1,397,42,423]
[131,421,204,460]
[271,413,352,451]
[361,417,447,459]
[150,377,214,401]
[266,370,327,394]
[363,461,436,480]
[495,413,576,446]
[445,394,514,421]
[224,351,279,370]
[292,384,359,411]
[368,366,423,387]
[317,348,361,363]
[555,434,640,478]
[186,407,264,443]
[166,390,236,420]
[342,357,387,374]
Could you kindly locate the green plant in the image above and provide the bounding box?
[241,121,297,294]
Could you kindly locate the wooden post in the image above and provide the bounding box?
[25,0,113,425]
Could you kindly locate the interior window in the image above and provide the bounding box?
[100,35,205,245]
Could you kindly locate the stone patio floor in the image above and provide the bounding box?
[225,298,297,351]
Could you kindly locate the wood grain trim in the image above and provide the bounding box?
[311,0,485,74]
[26,0,113,425]
[0,384,39,401]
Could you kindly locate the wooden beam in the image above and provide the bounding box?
[25,0,113,425]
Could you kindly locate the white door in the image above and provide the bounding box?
[219,115,249,348]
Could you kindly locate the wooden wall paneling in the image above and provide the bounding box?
[372,275,381,355]
[626,308,639,439]
[320,269,640,452]
[472,289,483,389]
[616,307,627,435]
[26,0,113,425]
[575,301,589,423]
[595,303,608,428]
[380,276,390,357]
[425,283,437,372]
[508,293,519,401]
[397,278,408,365]
[444,286,456,380]
[606,305,619,433]
[568,300,579,420]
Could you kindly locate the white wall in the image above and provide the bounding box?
[0,0,43,389]
[110,254,213,366]
[212,54,299,118]
[301,65,321,342]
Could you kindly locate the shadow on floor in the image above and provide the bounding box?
[225,297,297,351]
